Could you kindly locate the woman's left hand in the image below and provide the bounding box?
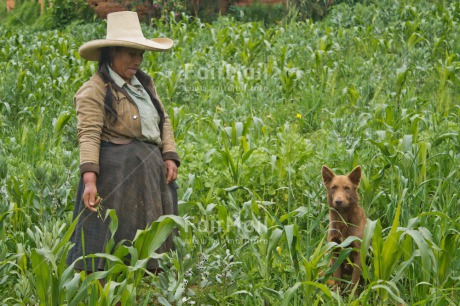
[164,159,178,184]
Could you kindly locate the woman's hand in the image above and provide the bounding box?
[164,159,178,184]
[82,172,101,212]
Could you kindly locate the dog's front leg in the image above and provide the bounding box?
[329,239,342,289]
[350,248,362,286]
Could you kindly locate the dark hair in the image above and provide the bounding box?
[98,47,120,121]
[98,47,117,70]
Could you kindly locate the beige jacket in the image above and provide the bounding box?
[75,68,180,175]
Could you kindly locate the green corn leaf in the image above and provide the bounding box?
[401,232,414,262]
[391,188,406,234]
[53,111,71,135]
[251,213,268,237]
[361,219,377,280]
[371,282,406,305]
[69,270,112,306]
[337,235,361,248]
[284,224,295,253]
[204,148,216,163]
[284,223,300,271]
[63,271,81,302]
[104,209,119,241]
[392,257,414,283]
[404,229,431,284]
[241,148,255,163]
[217,204,228,230]
[324,248,353,278]
[156,214,186,231]
[402,135,412,153]
[266,228,283,259]
[281,282,302,306]
[240,135,250,153]
[54,211,81,256]
[31,249,51,304]
[302,281,332,299]
[79,253,124,265]
[372,220,384,279]
[224,290,252,300]
[310,234,328,267]
[381,230,403,280]
[133,217,176,260]
[385,105,395,127]
[438,233,457,284]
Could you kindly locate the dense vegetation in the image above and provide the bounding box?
[0,0,459,304]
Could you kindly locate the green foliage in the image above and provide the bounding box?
[0,0,95,30]
[40,0,95,29]
[3,0,40,27]
[228,3,285,25]
[152,0,234,23]
[0,1,7,20]
[0,209,185,305]
[152,0,194,21]
[287,0,364,21]
[0,0,460,304]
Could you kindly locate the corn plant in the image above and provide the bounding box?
[1,0,460,304]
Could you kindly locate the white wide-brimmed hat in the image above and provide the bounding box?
[79,11,173,61]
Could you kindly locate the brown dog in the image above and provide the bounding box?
[322,165,366,290]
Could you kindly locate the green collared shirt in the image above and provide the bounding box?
[108,65,162,146]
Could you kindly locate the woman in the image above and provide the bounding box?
[67,11,180,272]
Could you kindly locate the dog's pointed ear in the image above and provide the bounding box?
[322,166,335,185]
[348,166,362,186]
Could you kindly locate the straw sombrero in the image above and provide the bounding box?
[79,11,173,61]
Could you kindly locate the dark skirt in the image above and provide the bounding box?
[67,140,178,271]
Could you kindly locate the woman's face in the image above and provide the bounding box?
[111,47,145,83]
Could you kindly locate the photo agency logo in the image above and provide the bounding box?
[162,62,271,93]
[187,216,270,245]
[183,63,270,81]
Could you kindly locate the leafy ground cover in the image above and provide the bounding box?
[0,0,459,304]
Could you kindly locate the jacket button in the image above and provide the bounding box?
[133,115,138,120]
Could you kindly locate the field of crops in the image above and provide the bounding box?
[0,0,459,304]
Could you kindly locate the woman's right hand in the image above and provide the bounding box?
[82,172,101,212]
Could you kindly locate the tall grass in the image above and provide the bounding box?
[0,0,459,304]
